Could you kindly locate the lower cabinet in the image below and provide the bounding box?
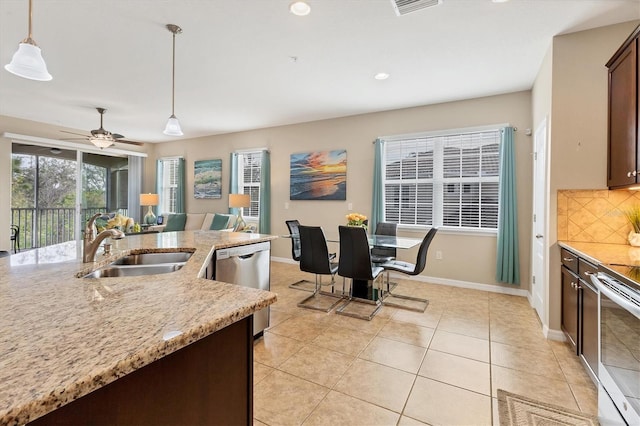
[560,248,598,382]
[29,316,254,425]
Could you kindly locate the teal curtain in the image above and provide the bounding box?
[155,159,163,216]
[229,153,239,215]
[175,158,185,213]
[259,150,271,233]
[371,138,385,229]
[496,127,520,284]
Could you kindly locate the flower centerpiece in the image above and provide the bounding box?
[625,205,640,247]
[346,212,367,229]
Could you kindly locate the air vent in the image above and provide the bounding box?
[390,0,443,16]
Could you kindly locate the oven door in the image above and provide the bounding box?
[592,272,640,425]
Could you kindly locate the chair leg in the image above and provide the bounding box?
[335,276,383,321]
[380,272,428,313]
[297,273,343,312]
[288,278,316,292]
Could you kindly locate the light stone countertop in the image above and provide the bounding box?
[558,240,640,266]
[0,230,278,425]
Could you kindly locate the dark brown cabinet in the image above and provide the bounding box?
[560,248,598,382]
[607,25,640,189]
[561,249,580,352]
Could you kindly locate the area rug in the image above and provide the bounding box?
[497,389,599,426]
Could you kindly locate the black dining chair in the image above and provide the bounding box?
[370,222,397,264]
[297,225,344,312]
[285,220,315,291]
[336,225,384,321]
[380,227,438,312]
[10,225,19,253]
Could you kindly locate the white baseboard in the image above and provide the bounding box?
[271,257,528,297]
[543,326,566,341]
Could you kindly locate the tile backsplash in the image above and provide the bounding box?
[558,189,640,244]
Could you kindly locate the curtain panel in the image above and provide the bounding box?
[371,138,385,229]
[495,127,520,284]
[259,150,271,233]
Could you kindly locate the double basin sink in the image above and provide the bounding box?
[84,251,194,278]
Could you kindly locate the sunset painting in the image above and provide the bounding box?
[290,150,347,200]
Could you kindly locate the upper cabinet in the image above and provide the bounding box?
[607,25,640,189]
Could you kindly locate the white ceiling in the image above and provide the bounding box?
[1,0,639,144]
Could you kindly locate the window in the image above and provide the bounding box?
[158,157,181,214]
[382,128,501,231]
[237,151,262,218]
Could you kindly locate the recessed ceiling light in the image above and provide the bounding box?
[491,0,510,3]
[374,72,390,80]
[289,1,311,16]
[50,148,62,155]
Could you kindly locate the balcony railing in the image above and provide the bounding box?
[10,207,127,251]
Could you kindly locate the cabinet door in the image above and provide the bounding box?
[561,266,580,354]
[581,280,598,378]
[608,38,638,188]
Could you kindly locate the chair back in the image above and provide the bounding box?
[411,227,439,275]
[371,222,397,258]
[338,225,376,281]
[298,225,334,275]
[285,220,302,261]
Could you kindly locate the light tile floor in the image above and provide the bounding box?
[253,262,597,426]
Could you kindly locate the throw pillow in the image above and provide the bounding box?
[163,213,187,232]
[210,213,233,230]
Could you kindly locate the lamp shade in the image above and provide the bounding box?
[90,136,114,149]
[229,194,250,208]
[163,115,183,136]
[5,42,52,81]
[140,193,159,206]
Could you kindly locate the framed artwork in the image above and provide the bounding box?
[194,159,222,199]
[290,149,347,200]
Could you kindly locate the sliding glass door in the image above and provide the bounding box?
[11,144,131,250]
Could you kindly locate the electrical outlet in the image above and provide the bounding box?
[436,250,443,260]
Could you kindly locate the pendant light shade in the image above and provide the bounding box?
[164,24,183,136]
[4,0,51,81]
[164,115,183,136]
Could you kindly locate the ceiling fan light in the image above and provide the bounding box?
[90,137,114,149]
[4,42,52,81]
[289,1,311,16]
[163,115,183,136]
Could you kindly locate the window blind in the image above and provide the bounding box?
[383,129,500,230]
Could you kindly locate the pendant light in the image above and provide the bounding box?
[4,0,52,81]
[164,24,183,136]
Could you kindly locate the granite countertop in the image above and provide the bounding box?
[558,240,640,267]
[0,230,278,425]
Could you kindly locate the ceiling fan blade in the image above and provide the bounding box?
[112,133,125,139]
[115,139,145,146]
[60,137,89,141]
[60,130,90,137]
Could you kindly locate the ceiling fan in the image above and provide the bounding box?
[60,107,144,149]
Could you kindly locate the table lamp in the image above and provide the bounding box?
[140,193,159,225]
[229,194,251,231]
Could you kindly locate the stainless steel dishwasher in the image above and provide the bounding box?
[214,241,270,337]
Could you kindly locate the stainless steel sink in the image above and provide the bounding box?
[84,263,185,278]
[111,252,193,265]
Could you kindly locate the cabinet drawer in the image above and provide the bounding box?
[578,258,598,283]
[561,248,578,273]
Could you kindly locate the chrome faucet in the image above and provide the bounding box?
[83,213,125,263]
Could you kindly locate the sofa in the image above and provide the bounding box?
[148,213,236,233]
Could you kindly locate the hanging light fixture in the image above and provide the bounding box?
[164,24,183,136]
[4,0,52,81]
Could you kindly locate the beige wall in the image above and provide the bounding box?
[541,20,640,331]
[148,91,533,290]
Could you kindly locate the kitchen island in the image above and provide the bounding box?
[0,230,277,425]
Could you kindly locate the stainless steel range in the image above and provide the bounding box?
[591,265,640,425]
